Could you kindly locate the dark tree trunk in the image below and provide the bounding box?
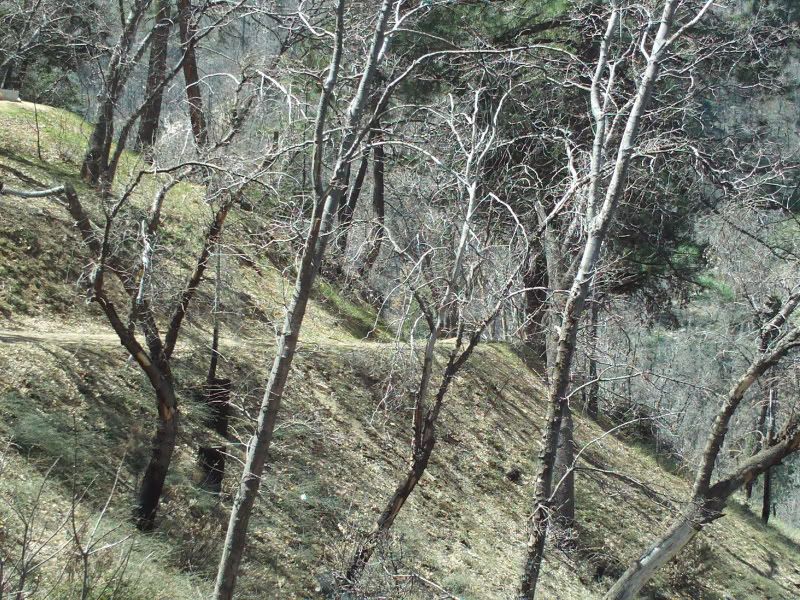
[81,97,115,184]
[586,296,600,419]
[177,0,207,146]
[523,250,549,366]
[0,62,12,88]
[137,0,172,150]
[761,388,777,523]
[552,402,576,536]
[360,138,385,276]
[1,59,24,90]
[199,377,231,494]
[745,397,769,501]
[337,152,368,254]
[136,384,179,530]
[761,468,772,524]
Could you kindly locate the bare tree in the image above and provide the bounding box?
[212,2,398,597]
[518,1,715,596]
[605,286,800,599]
[344,84,528,584]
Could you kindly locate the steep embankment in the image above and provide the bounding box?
[1,100,799,600]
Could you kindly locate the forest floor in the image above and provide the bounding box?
[1,100,800,600]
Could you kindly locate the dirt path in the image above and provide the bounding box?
[0,328,382,353]
[0,329,120,347]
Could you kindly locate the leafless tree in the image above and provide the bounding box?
[343,83,529,584]
[518,1,716,596]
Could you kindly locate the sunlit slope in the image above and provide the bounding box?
[1,101,798,599]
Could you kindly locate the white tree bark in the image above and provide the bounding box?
[519,2,693,597]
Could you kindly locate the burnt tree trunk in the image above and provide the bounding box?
[336,152,368,255]
[137,0,172,150]
[136,376,179,530]
[199,378,231,494]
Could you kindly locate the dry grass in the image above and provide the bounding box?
[0,101,798,600]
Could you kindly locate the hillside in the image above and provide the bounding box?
[1,100,799,600]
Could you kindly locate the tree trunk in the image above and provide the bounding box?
[523,250,549,366]
[586,296,600,420]
[761,467,773,524]
[552,402,575,536]
[212,4,392,598]
[135,384,179,530]
[177,0,207,146]
[81,98,115,184]
[745,400,768,501]
[606,385,800,599]
[761,388,777,523]
[337,152,368,255]
[604,511,700,600]
[199,377,231,494]
[137,0,172,150]
[346,434,435,582]
[360,138,386,276]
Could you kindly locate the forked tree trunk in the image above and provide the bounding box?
[520,3,680,596]
[336,153,368,255]
[606,300,800,598]
[212,4,393,598]
[605,510,700,600]
[137,0,172,150]
[605,419,800,600]
[177,0,207,146]
[9,178,221,532]
[81,0,151,185]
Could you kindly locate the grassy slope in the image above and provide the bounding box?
[0,100,799,600]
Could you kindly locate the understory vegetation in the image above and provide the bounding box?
[1,1,799,599]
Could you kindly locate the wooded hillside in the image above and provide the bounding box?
[0,1,799,598]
